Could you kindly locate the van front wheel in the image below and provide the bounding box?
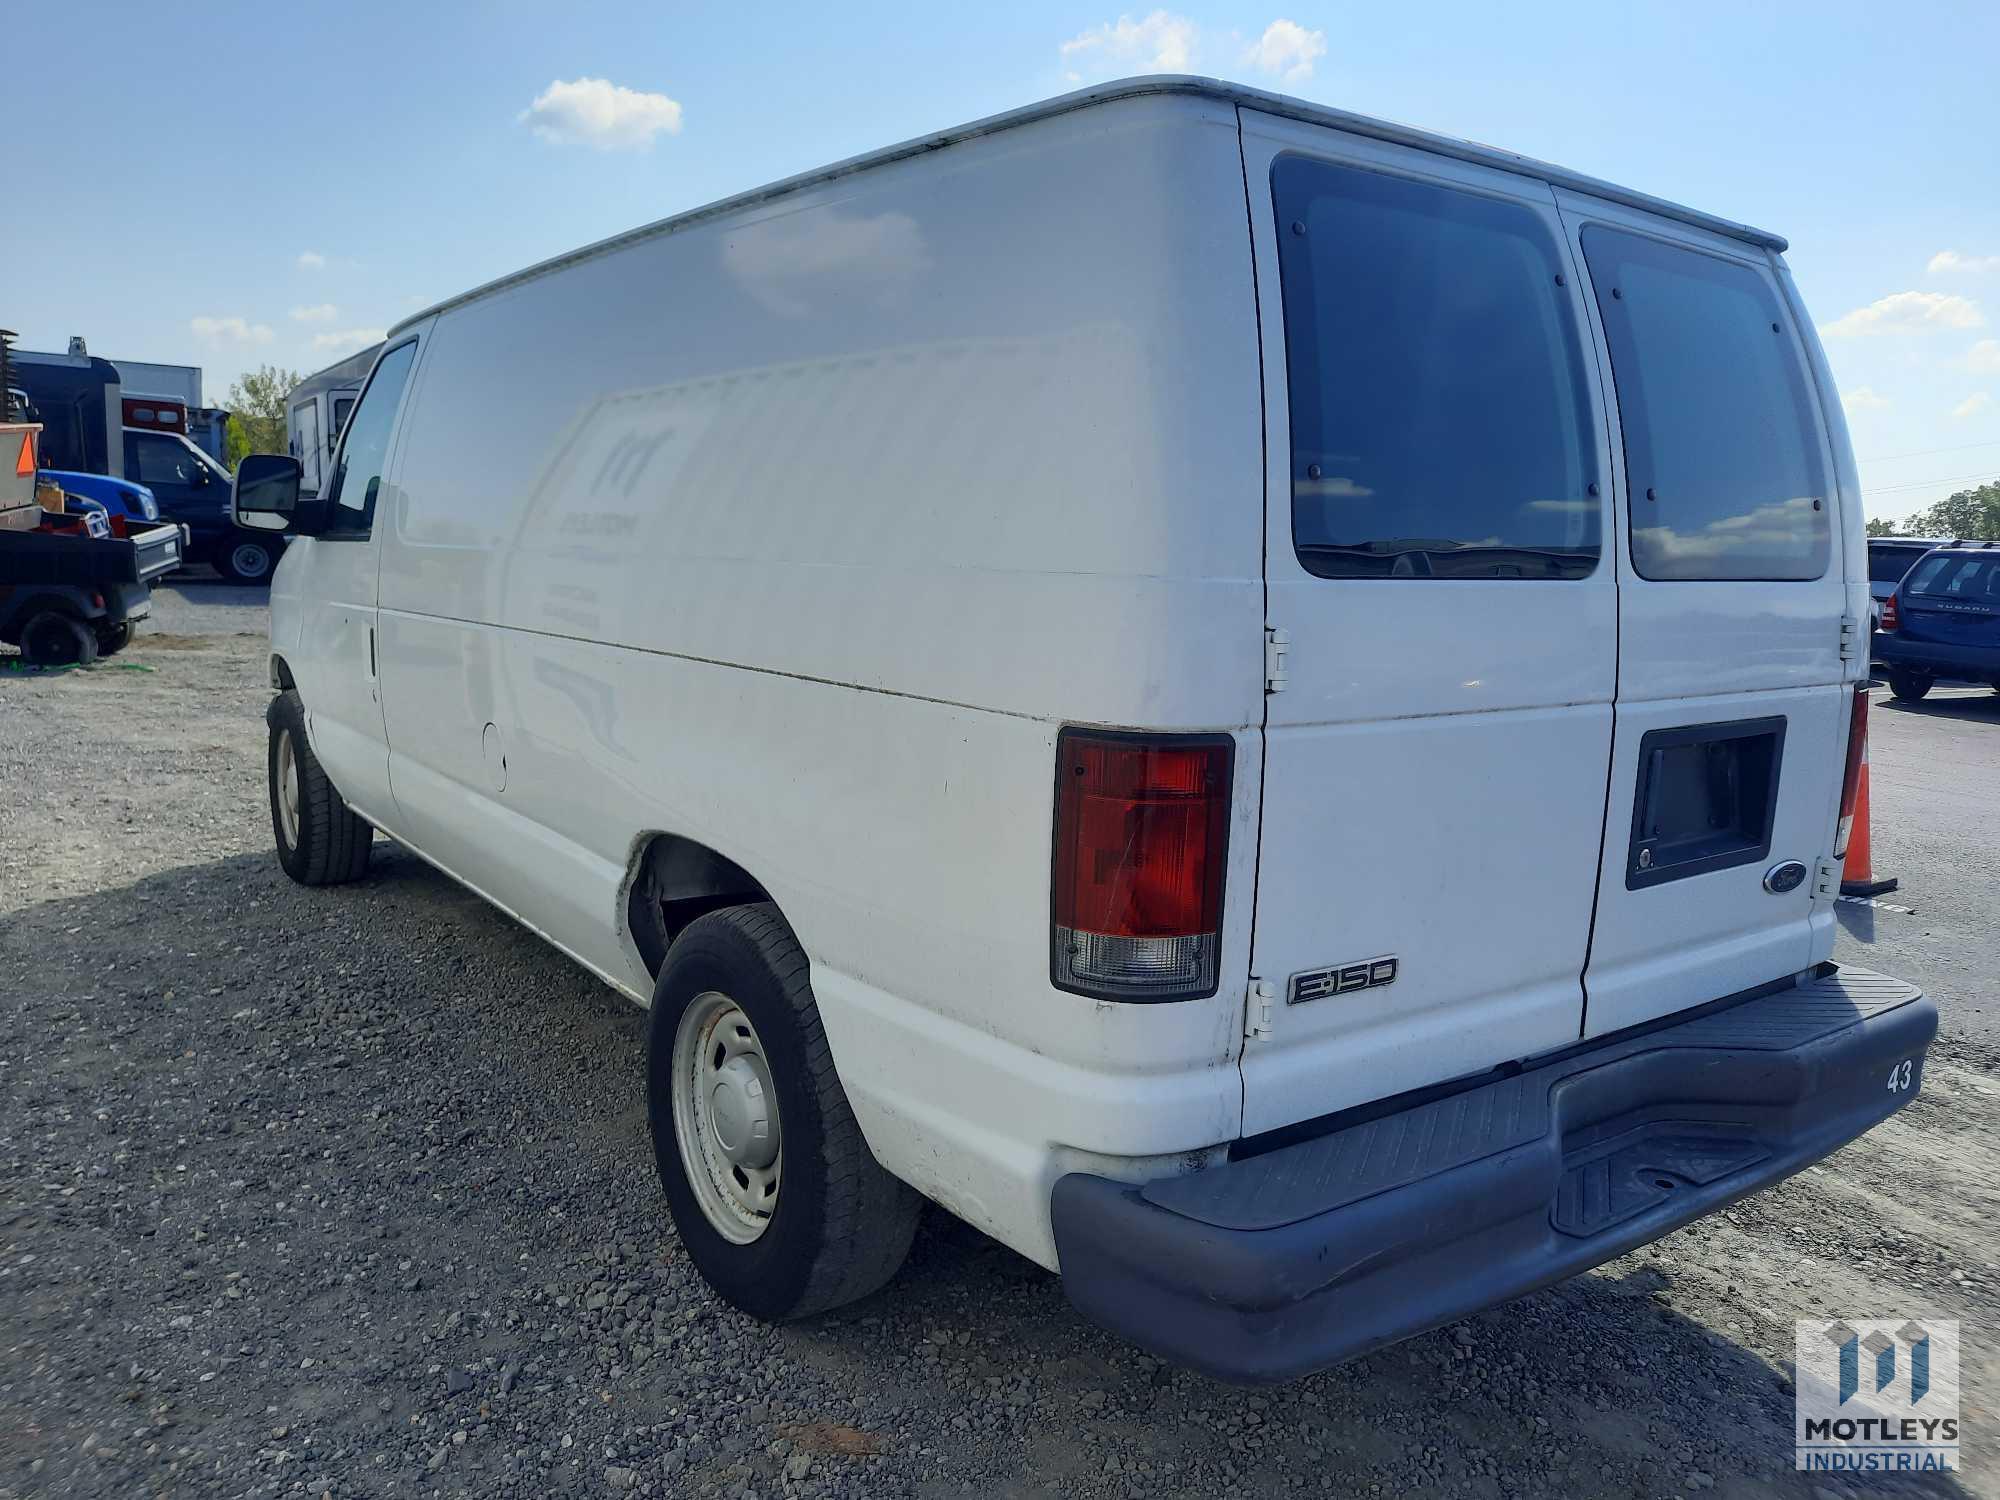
[267,690,373,885]
[648,903,919,1321]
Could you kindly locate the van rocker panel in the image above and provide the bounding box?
[1050,965,1932,1383]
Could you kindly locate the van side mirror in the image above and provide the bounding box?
[233,453,316,534]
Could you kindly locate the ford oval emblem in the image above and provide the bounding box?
[1763,860,1808,895]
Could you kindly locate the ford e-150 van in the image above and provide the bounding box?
[229,76,1933,1383]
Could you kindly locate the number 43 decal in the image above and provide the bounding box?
[1886,1059,1915,1093]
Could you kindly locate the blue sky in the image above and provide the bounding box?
[13,1,1997,520]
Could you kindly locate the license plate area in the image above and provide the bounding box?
[1626,716,1786,890]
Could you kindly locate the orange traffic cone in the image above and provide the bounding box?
[1840,737,1898,898]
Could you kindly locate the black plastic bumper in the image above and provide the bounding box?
[1871,634,2000,681]
[1051,966,1934,1384]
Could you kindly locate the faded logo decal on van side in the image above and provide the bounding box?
[1288,956,1397,1005]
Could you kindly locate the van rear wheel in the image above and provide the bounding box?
[647,903,919,1320]
[267,689,373,885]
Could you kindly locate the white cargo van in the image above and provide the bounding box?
[231,77,1933,1382]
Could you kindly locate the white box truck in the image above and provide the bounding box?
[227,77,1931,1382]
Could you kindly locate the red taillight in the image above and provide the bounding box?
[1879,594,1900,632]
[1834,684,1868,858]
[1051,729,1232,1001]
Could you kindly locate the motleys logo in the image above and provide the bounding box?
[1795,1319,1960,1473]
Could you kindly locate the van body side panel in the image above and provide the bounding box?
[1236,109,1619,1137]
[1777,259,1871,972]
[373,94,1264,1268]
[1551,191,1850,1037]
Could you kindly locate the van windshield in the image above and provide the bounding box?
[1272,156,1600,581]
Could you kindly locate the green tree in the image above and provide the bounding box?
[1898,480,2000,540]
[223,414,253,471]
[222,364,301,470]
[1865,516,1900,537]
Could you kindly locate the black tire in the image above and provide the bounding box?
[95,621,134,656]
[647,903,920,1321]
[1887,668,1933,702]
[266,689,373,885]
[221,537,279,585]
[20,610,99,668]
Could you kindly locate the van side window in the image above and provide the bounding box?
[1581,228,1830,581]
[323,342,418,534]
[1273,156,1600,580]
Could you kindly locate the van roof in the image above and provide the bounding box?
[390,74,1787,339]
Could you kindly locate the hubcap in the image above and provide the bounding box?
[276,731,301,849]
[671,992,782,1243]
[232,543,270,578]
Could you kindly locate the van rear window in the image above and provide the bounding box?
[1272,157,1600,580]
[1581,228,1830,582]
[1868,545,1932,584]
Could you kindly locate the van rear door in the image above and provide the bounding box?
[1555,193,1852,1037]
[1236,111,1619,1137]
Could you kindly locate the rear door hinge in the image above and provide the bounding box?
[1246,978,1278,1040]
[1813,856,1843,901]
[1838,612,1862,662]
[1264,627,1290,694]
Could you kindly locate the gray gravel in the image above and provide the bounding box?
[2,584,1995,1499]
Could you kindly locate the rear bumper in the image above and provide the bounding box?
[1871,635,2000,679]
[1051,966,1934,1384]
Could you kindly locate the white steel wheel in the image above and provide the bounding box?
[672,991,782,1243]
[275,728,303,849]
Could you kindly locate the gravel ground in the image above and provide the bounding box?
[3,584,1996,1500]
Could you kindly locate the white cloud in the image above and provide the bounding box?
[1821,291,1984,338]
[1966,339,2000,375]
[297,250,326,271]
[1242,19,1327,82]
[1928,250,2000,275]
[289,303,338,323]
[190,315,274,346]
[311,327,386,353]
[1059,11,1198,78]
[1950,391,1993,421]
[520,77,683,150]
[1841,386,1890,413]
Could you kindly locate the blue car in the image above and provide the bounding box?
[40,469,160,526]
[1873,542,2000,700]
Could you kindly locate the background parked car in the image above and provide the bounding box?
[1866,534,1951,630]
[1873,540,2000,700]
[37,468,158,528]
